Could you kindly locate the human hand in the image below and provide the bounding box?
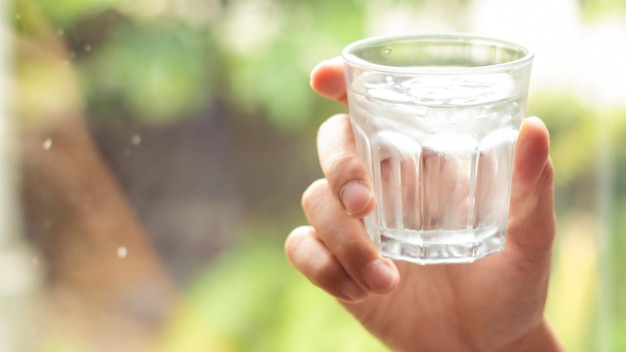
[285,58,564,352]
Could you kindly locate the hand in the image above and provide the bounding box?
[285,58,564,352]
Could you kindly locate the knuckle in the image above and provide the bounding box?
[284,226,312,266]
[333,232,374,271]
[285,226,307,253]
[284,228,348,292]
[317,114,369,190]
[324,153,366,184]
[308,255,343,289]
[301,178,328,214]
[325,152,356,173]
[334,234,359,260]
[318,113,348,139]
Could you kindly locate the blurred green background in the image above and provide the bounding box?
[7,0,626,351]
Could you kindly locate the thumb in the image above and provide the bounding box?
[506,117,556,258]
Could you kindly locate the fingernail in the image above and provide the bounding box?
[362,259,398,293]
[340,181,372,216]
[339,279,367,302]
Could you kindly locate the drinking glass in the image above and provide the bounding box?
[342,34,534,264]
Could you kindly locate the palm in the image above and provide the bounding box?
[341,201,553,351]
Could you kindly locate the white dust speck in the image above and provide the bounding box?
[117,246,128,259]
[42,138,53,150]
[57,29,64,36]
[131,134,142,146]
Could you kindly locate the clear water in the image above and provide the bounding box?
[348,72,525,264]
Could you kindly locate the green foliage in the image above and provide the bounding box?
[579,0,626,18]
[78,22,217,124]
[220,0,367,131]
[32,0,120,28]
[161,241,388,352]
[528,92,598,187]
[610,171,626,350]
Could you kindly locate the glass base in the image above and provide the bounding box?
[377,226,506,265]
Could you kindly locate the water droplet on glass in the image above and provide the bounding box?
[117,246,128,259]
[42,138,52,150]
[131,134,142,146]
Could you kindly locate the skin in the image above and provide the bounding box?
[285,57,565,352]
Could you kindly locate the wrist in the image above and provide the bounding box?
[504,317,564,352]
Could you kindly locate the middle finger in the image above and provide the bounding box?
[302,178,399,294]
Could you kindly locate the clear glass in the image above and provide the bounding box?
[343,34,534,265]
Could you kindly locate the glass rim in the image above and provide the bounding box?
[342,33,534,75]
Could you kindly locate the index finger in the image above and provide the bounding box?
[317,114,375,218]
[310,57,348,105]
